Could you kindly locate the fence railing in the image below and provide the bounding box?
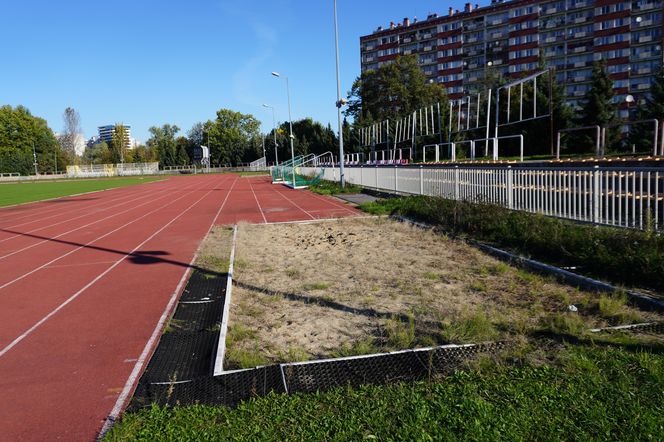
[302,165,664,231]
[67,162,160,178]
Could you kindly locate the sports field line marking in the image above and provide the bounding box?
[0,185,168,245]
[0,176,221,361]
[261,180,316,221]
[99,174,239,438]
[0,177,168,220]
[0,183,184,261]
[248,179,267,224]
[0,179,205,290]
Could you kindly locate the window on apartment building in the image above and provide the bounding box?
[632,28,663,42]
[595,33,629,46]
[595,3,626,15]
[509,62,537,73]
[509,20,537,32]
[543,44,565,56]
[614,79,630,88]
[542,1,565,13]
[509,34,539,45]
[512,6,536,17]
[567,11,592,22]
[594,48,630,61]
[632,44,662,58]
[568,0,589,7]
[608,64,630,73]
[630,77,654,90]
[440,60,463,70]
[487,12,509,24]
[596,18,627,31]
[568,53,594,65]
[632,0,663,11]
[439,22,461,32]
[632,59,661,74]
[568,24,593,36]
[509,48,540,60]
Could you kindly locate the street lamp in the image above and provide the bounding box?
[262,103,279,166]
[271,71,297,188]
[333,0,346,188]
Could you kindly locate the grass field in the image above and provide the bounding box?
[106,345,664,441]
[0,177,163,207]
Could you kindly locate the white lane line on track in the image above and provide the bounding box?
[262,179,316,220]
[98,174,240,438]
[0,179,205,290]
[0,187,181,261]
[0,176,220,360]
[248,178,268,224]
[0,178,169,223]
[0,186,168,245]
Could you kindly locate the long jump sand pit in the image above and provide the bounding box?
[225,217,663,369]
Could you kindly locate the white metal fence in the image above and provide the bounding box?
[302,165,664,231]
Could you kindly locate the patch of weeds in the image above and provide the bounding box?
[303,282,331,291]
[285,268,300,278]
[225,346,269,369]
[540,312,589,337]
[358,198,403,216]
[422,271,440,281]
[279,346,310,363]
[489,263,510,275]
[440,310,498,343]
[469,280,488,293]
[332,337,379,358]
[234,258,248,270]
[516,269,541,285]
[384,314,416,348]
[319,294,335,304]
[199,255,229,273]
[309,180,362,196]
[595,292,643,324]
[163,319,186,334]
[263,266,274,273]
[226,323,256,346]
[207,323,221,333]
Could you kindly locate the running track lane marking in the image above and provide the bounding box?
[98,175,240,438]
[0,179,198,261]
[0,177,222,360]
[248,178,268,224]
[263,180,316,220]
[0,184,170,245]
[0,178,205,290]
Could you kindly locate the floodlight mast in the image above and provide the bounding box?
[271,72,297,188]
[263,104,279,166]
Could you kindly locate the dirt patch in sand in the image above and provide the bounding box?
[224,218,663,369]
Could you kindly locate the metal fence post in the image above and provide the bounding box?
[420,165,424,195]
[593,165,600,224]
[454,166,460,201]
[507,166,514,209]
[394,165,398,193]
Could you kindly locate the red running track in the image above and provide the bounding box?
[0,174,360,441]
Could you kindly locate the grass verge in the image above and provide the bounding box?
[308,179,363,196]
[0,177,162,207]
[105,345,664,441]
[360,196,664,293]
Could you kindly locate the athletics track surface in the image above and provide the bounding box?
[0,174,360,441]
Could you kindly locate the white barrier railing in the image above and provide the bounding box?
[302,165,664,231]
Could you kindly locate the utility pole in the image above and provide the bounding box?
[32,141,38,175]
[334,0,346,187]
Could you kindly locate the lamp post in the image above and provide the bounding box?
[271,72,297,188]
[262,103,279,166]
[32,141,38,175]
[333,0,346,187]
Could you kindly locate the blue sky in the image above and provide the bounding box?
[0,0,467,143]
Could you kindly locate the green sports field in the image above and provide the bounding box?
[0,177,163,208]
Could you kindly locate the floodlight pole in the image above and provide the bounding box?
[263,104,279,165]
[32,141,38,175]
[272,72,296,188]
[334,0,346,188]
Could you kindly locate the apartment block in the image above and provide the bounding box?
[98,125,133,148]
[360,0,663,117]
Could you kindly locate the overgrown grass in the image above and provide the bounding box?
[0,176,162,207]
[308,179,362,196]
[106,345,664,441]
[360,196,664,292]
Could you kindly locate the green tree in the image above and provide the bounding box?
[0,105,64,174]
[176,136,190,165]
[110,123,130,163]
[81,141,113,165]
[147,124,180,167]
[629,67,664,154]
[576,61,621,153]
[346,55,448,124]
[207,109,261,166]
